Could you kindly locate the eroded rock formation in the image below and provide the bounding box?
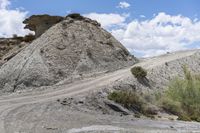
[0,14,137,92]
[23,15,64,37]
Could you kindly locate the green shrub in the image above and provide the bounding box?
[162,66,200,122]
[161,98,182,116]
[108,90,144,112]
[131,66,147,78]
[107,90,158,117]
[108,90,159,117]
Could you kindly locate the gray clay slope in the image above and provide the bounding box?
[0,16,137,92]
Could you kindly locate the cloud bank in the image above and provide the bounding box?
[0,0,30,37]
[86,12,200,57]
[84,13,128,29]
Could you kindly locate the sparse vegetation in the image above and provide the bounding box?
[13,33,35,42]
[115,65,200,122]
[161,66,200,122]
[131,66,147,78]
[12,33,35,43]
[108,90,157,117]
[108,90,144,112]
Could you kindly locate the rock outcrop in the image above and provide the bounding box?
[0,34,35,67]
[0,14,137,92]
[23,15,64,37]
[0,38,28,65]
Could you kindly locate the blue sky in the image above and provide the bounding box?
[1,0,200,57]
[10,0,200,20]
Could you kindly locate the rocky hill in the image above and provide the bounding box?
[0,14,137,93]
[0,38,23,60]
[0,15,62,67]
[2,14,200,133]
[0,36,34,66]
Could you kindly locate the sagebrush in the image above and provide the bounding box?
[108,90,157,117]
[162,65,200,122]
[131,66,147,78]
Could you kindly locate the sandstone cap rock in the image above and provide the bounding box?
[23,14,63,37]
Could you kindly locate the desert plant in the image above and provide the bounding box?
[108,90,145,113]
[161,66,200,122]
[131,66,147,78]
[108,90,158,117]
[161,97,182,116]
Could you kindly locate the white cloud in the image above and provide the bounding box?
[85,12,199,57]
[110,12,200,57]
[140,15,146,18]
[0,0,30,37]
[84,13,128,29]
[0,0,10,9]
[117,1,130,9]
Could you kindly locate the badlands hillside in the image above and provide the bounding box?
[0,14,136,93]
[0,14,200,133]
[0,35,34,66]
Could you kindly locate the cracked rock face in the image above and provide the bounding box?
[0,16,137,92]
